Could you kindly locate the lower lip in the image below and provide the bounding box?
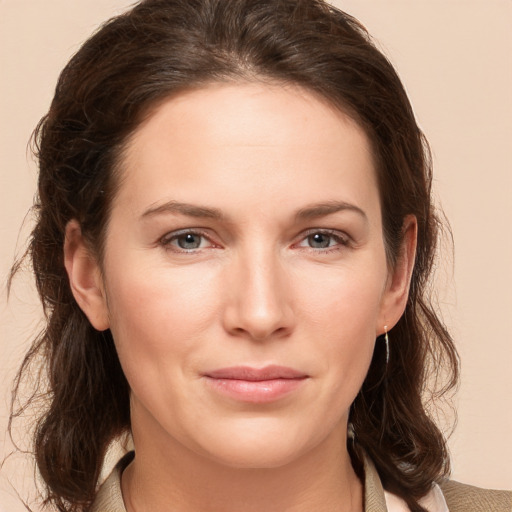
[204,377,307,403]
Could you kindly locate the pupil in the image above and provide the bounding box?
[178,234,200,249]
[309,233,330,248]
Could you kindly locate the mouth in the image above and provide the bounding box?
[203,365,309,403]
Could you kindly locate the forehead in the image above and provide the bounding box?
[116,82,379,219]
[126,81,370,155]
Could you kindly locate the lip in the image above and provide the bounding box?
[203,365,309,403]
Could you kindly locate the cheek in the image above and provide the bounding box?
[103,262,221,374]
[295,259,386,334]
[293,262,384,388]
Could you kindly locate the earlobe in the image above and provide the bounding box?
[63,220,110,331]
[378,215,418,333]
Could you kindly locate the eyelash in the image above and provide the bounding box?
[159,229,351,253]
[295,229,351,253]
[160,229,216,252]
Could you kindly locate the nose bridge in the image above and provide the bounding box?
[225,240,292,340]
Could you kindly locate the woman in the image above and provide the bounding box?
[6,0,510,511]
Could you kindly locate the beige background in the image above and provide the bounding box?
[1,1,511,510]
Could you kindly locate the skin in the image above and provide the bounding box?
[64,82,416,511]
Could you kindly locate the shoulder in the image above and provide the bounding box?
[362,450,511,512]
[440,479,511,512]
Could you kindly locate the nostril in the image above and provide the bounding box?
[229,321,292,342]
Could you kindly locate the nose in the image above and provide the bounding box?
[222,247,294,341]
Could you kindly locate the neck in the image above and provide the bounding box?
[122,412,363,512]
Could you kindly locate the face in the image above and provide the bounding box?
[68,82,414,469]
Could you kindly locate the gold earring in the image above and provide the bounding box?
[384,325,389,365]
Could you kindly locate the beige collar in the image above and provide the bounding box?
[362,454,389,511]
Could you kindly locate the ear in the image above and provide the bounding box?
[63,220,110,331]
[377,215,417,334]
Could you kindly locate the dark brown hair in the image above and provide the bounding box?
[9,1,459,511]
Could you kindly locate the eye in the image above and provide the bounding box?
[160,230,215,252]
[297,230,349,250]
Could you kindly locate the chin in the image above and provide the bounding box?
[191,420,325,470]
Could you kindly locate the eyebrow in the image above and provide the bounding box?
[141,200,225,220]
[295,201,368,222]
[140,199,367,223]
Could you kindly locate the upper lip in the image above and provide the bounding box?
[204,365,308,381]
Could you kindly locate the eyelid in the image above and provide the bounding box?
[158,227,352,253]
[159,228,219,252]
[294,228,351,250]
